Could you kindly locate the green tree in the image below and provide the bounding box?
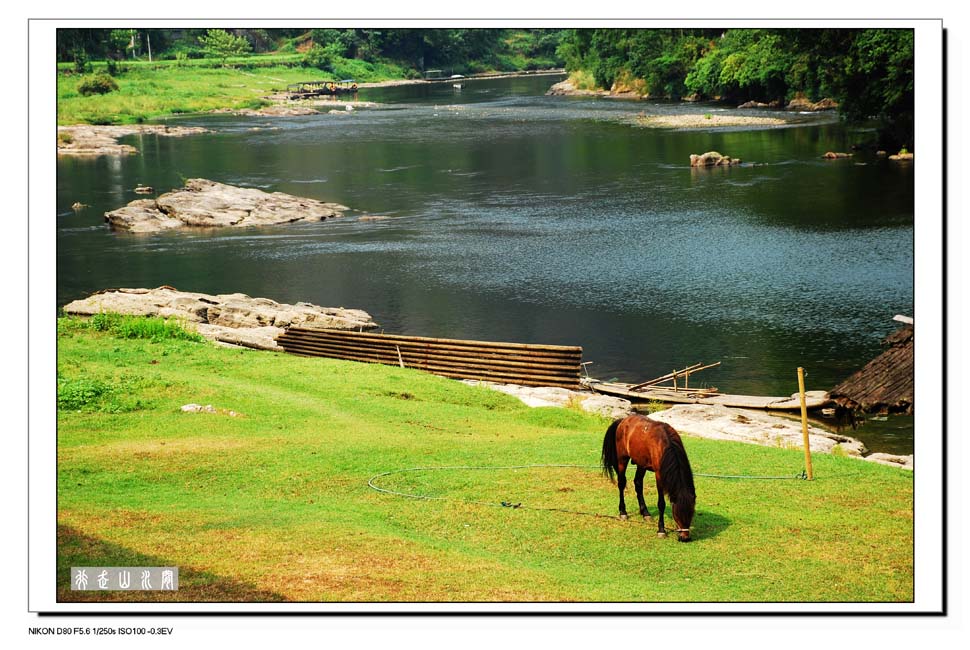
[198,29,251,66]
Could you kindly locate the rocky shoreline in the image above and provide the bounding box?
[468,381,912,470]
[57,124,209,156]
[62,286,378,350]
[104,178,348,233]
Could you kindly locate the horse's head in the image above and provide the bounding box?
[672,493,696,542]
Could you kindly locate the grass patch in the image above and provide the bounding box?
[62,312,205,343]
[57,322,914,602]
[57,64,375,125]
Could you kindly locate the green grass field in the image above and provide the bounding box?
[56,59,410,125]
[56,318,914,602]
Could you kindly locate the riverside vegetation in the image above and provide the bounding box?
[57,316,913,602]
[56,28,566,125]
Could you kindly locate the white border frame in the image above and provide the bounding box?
[27,18,945,616]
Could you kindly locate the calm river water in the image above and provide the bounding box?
[56,75,915,454]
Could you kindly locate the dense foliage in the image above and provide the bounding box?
[56,28,566,75]
[558,28,915,148]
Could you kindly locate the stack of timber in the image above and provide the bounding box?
[829,323,914,414]
[277,327,583,388]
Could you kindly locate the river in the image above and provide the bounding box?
[56,74,915,454]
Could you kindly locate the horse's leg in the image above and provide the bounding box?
[634,466,651,520]
[617,460,629,520]
[655,475,667,538]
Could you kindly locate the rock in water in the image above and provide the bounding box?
[62,286,378,350]
[104,179,348,233]
[689,151,742,167]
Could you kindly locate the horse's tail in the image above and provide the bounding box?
[601,418,622,483]
[659,433,696,501]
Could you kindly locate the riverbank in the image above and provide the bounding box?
[57,320,912,602]
[57,65,564,125]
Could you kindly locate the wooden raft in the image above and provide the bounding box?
[584,381,833,411]
[277,328,583,389]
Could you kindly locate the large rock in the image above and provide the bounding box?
[62,286,378,350]
[648,404,868,456]
[57,124,209,156]
[786,94,839,111]
[104,179,348,233]
[689,151,742,167]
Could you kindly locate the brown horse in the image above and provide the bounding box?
[601,414,696,542]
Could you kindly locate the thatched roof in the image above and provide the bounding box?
[829,324,914,414]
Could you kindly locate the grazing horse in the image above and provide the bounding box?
[601,414,696,542]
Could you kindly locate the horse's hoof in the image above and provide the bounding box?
[642,515,653,521]
[657,532,667,539]
[619,514,628,521]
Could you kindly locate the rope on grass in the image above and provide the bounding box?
[366,464,809,519]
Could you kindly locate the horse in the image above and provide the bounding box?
[601,414,696,542]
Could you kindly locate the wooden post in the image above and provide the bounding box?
[797,367,814,480]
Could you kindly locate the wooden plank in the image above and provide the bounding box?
[277,339,580,373]
[285,327,582,354]
[286,348,580,388]
[278,341,580,381]
[278,330,581,363]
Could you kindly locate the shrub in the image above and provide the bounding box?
[77,73,119,96]
[302,43,341,71]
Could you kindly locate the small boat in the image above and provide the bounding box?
[584,379,833,411]
[286,80,359,99]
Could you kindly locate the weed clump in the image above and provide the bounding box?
[78,73,119,96]
[82,312,205,343]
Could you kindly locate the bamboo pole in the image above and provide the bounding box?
[797,367,815,480]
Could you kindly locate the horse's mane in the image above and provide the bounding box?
[659,429,696,504]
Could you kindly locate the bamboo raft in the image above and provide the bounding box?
[583,380,832,411]
[277,328,583,389]
[583,361,833,411]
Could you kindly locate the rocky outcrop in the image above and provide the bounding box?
[62,286,378,350]
[822,151,853,159]
[210,105,319,117]
[57,124,209,156]
[648,404,867,456]
[689,151,742,167]
[461,381,633,419]
[546,79,611,98]
[786,95,839,111]
[737,100,783,109]
[104,179,348,233]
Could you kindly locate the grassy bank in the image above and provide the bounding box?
[56,317,913,602]
[56,60,409,125]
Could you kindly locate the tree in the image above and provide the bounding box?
[198,29,251,66]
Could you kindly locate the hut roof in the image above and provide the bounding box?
[829,324,914,414]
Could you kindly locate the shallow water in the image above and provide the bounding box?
[56,75,915,454]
